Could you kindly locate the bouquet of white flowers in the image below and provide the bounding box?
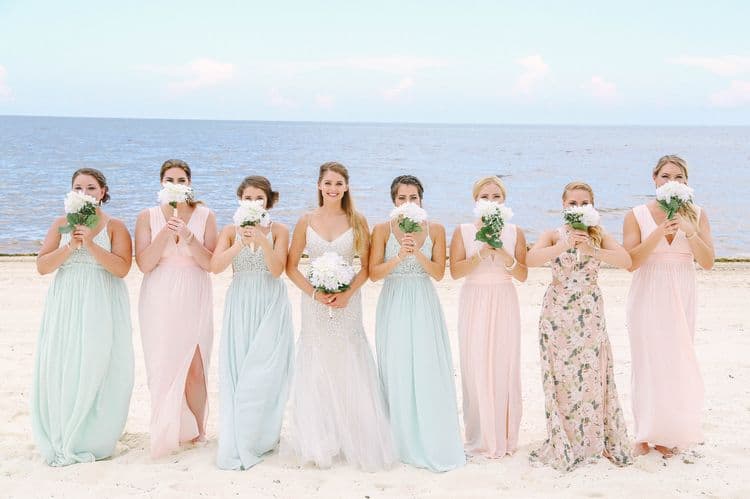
[233,200,270,251]
[59,191,99,234]
[307,251,356,318]
[473,200,513,248]
[390,202,427,233]
[158,183,194,216]
[562,204,601,262]
[655,181,694,219]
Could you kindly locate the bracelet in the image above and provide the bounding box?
[504,257,518,272]
[685,231,698,240]
[311,289,318,301]
[472,253,482,265]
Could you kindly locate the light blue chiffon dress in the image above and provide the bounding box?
[375,227,465,472]
[217,231,294,470]
[31,225,134,466]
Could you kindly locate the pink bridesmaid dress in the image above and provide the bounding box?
[139,205,214,458]
[457,223,522,458]
[626,204,704,449]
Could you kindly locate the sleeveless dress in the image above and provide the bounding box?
[283,226,396,471]
[217,230,294,470]
[529,229,632,471]
[32,224,134,466]
[626,204,704,449]
[457,223,522,458]
[139,205,214,458]
[375,225,465,472]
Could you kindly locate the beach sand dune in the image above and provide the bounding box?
[1,258,748,498]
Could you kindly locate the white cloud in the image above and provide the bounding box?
[584,75,618,100]
[710,80,750,107]
[269,87,295,109]
[137,58,235,95]
[315,94,335,108]
[277,56,448,74]
[383,77,414,101]
[0,65,12,101]
[514,55,549,94]
[669,55,750,76]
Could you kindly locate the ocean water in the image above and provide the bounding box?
[1,115,747,256]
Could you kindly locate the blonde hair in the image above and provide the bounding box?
[318,162,368,255]
[652,155,698,226]
[562,181,603,248]
[472,176,507,201]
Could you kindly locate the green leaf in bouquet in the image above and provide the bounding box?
[569,222,587,231]
[399,218,422,233]
[58,223,74,234]
[84,214,99,228]
[658,199,680,219]
[475,226,503,248]
[240,220,257,228]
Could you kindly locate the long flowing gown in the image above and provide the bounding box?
[530,229,632,471]
[284,226,396,471]
[375,227,465,472]
[626,204,704,449]
[457,223,521,458]
[139,205,213,458]
[217,231,294,470]
[32,224,134,466]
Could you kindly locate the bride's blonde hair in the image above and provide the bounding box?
[653,155,698,226]
[563,181,603,249]
[317,162,368,256]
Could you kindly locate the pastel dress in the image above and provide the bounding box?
[284,226,396,471]
[529,229,632,472]
[457,223,521,458]
[217,230,294,470]
[626,204,704,449]
[375,224,465,472]
[139,205,213,458]
[31,224,134,466]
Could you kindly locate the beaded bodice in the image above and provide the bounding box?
[59,224,110,269]
[232,230,273,274]
[384,231,431,277]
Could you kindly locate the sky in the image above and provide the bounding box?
[1,0,749,125]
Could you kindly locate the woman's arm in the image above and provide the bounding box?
[413,223,446,280]
[181,210,217,271]
[286,214,315,295]
[330,215,371,308]
[82,219,133,278]
[622,211,674,272]
[526,229,569,267]
[508,227,529,282]
[680,210,714,270]
[210,225,242,274]
[580,232,631,269]
[262,224,289,278]
[36,217,74,275]
[369,223,407,281]
[135,209,172,273]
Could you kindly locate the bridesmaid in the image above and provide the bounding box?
[370,175,465,472]
[449,175,528,459]
[33,168,134,466]
[526,181,633,472]
[211,176,294,470]
[135,159,217,458]
[623,155,714,458]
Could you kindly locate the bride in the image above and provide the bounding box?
[284,161,395,471]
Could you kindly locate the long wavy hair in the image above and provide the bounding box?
[318,162,368,255]
[562,181,603,249]
[652,155,698,226]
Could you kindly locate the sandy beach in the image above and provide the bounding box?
[0,258,748,499]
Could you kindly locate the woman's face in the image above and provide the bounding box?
[318,170,348,202]
[563,188,593,208]
[476,183,505,204]
[241,186,268,208]
[653,162,687,187]
[393,184,421,207]
[72,174,105,203]
[162,167,191,186]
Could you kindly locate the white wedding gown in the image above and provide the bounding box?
[284,226,396,471]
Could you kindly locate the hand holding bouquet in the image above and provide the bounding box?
[307,251,356,318]
[473,200,513,248]
[562,204,601,262]
[59,191,99,234]
[655,181,694,220]
[390,202,427,233]
[233,200,270,250]
[158,183,194,217]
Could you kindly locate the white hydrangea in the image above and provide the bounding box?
[473,199,513,222]
[158,182,194,206]
[233,199,271,228]
[563,204,601,228]
[655,181,694,204]
[64,190,98,214]
[307,251,356,293]
[390,202,427,224]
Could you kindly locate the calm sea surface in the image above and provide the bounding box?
[1,116,747,256]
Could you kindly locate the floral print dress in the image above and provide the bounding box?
[530,230,632,471]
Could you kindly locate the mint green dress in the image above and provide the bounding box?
[31,225,134,466]
[375,229,465,472]
[217,232,294,470]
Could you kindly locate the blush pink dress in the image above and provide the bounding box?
[457,223,522,458]
[139,205,214,458]
[626,204,704,449]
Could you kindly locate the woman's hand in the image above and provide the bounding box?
[674,213,697,236]
[168,216,193,242]
[328,289,352,309]
[493,245,515,267]
[399,234,416,258]
[72,225,93,249]
[656,217,680,237]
